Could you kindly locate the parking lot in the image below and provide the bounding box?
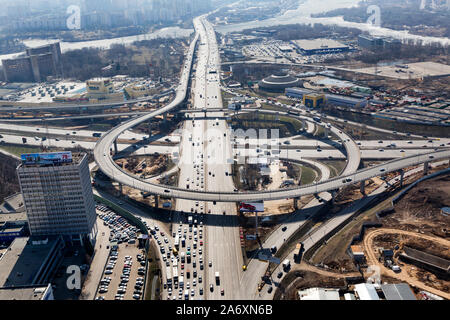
[93,204,147,300]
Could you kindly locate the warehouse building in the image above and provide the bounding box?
[285,87,368,109]
[291,39,350,55]
[354,283,380,300]
[358,35,401,50]
[381,283,416,300]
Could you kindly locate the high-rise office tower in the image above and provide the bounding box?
[17,152,97,244]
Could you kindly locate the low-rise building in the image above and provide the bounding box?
[381,283,416,300]
[0,284,54,300]
[298,287,340,300]
[292,39,350,56]
[0,236,64,288]
[354,283,380,300]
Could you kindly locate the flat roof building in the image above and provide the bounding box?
[0,284,54,300]
[86,78,115,100]
[17,152,97,244]
[381,283,416,300]
[354,283,380,300]
[292,39,350,55]
[0,236,64,288]
[298,287,340,300]
[2,42,63,83]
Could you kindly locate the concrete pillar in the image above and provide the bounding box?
[293,197,300,210]
[323,127,329,138]
[154,195,159,208]
[331,190,337,204]
[148,120,152,134]
[119,183,123,194]
[113,140,118,154]
[163,113,168,122]
[399,169,404,187]
[301,119,307,132]
[360,180,366,195]
[423,161,429,175]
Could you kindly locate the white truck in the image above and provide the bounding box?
[188,216,193,225]
[282,259,291,271]
[215,271,220,285]
[179,275,184,288]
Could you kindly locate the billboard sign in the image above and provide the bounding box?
[21,152,73,165]
[239,202,264,213]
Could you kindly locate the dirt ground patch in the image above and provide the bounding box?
[274,270,346,300]
[382,174,450,238]
[115,154,172,179]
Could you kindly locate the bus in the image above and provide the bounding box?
[174,234,180,249]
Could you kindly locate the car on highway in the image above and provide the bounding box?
[277,272,283,279]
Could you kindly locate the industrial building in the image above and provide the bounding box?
[358,35,401,50]
[285,87,368,109]
[16,152,97,245]
[258,73,303,93]
[354,283,380,300]
[380,283,416,300]
[1,42,63,83]
[291,39,350,55]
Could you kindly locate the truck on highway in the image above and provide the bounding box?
[228,103,241,111]
[188,216,193,225]
[179,275,184,288]
[181,237,186,247]
[174,234,180,249]
[173,266,178,284]
[215,272,220,285]
[294,242,304,263]
[184,289,189,300]
[166,266,172,286]
[282,259,291,271]
[180,252,185,263]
